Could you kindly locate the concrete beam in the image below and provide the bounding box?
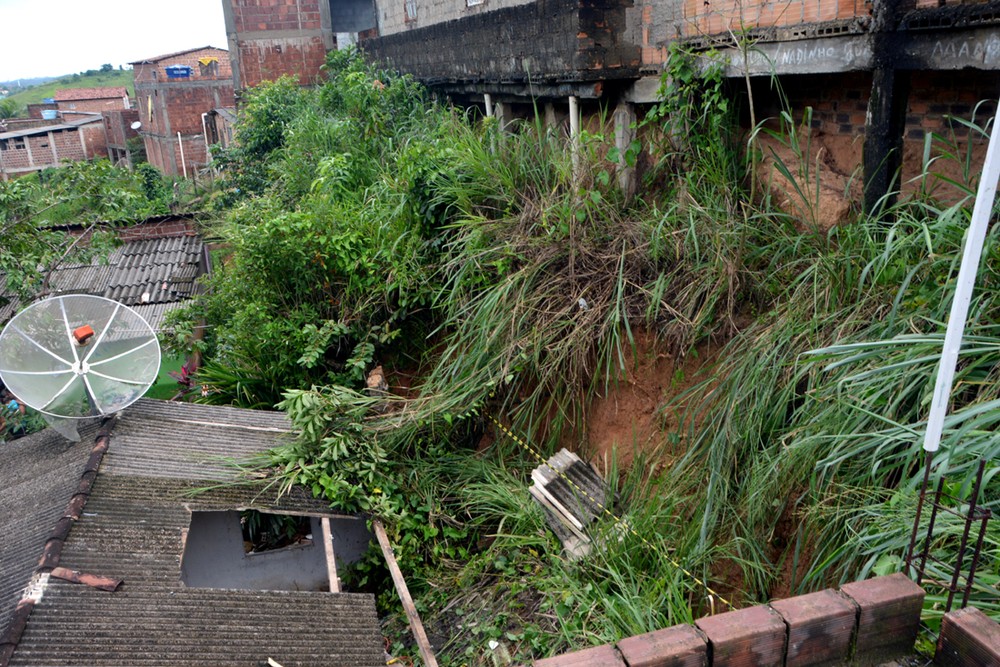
[717,34,873,77]
[135,80,235,94]
[436,80,606,101]
[233,29,329,40]
[899,27,1000,70]
[714,26,1000,78]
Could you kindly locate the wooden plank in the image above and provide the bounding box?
[373,520,439,667]
[320,517,340,593]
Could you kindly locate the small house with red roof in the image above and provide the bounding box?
[53,87,130,121]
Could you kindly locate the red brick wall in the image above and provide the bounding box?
[751,70,1000,200]
[53,128,86,163]
[230,0,324,33]
[133,48,233,84]
[27,103,58,119]
[0,127,90,173]
[6,137,37,171]
[117,217,197,240]
[81,122,108,159]
[229,0,330,89]
[237,36,329,88]
[56,97,129,116]
[103,109,141,148]
[681,0,866,40]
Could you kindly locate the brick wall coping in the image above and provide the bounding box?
[530,574,983,667]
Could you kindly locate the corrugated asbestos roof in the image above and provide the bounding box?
[1,232,203,327]
[0,116,103,140]
[0,424,101,637]
[1,400,385,667]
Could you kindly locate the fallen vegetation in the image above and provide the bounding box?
[166,48,999,663]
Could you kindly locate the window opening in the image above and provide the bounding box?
[405,0,417,21]
[198,58,219,77]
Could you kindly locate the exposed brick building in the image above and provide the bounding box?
[130,46,235,178]
[222,0,376,93]
[0,117,107,180]
[102,109,142,168]
[53,87,131,122]
[357,0,1000,213]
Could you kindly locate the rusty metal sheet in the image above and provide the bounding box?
[49,567,122,592]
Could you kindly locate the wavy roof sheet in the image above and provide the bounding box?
[0,400,384,667]
[1,229,204,327]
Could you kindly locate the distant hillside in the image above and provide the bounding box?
[3,70,135,116]
[0,76,57,90]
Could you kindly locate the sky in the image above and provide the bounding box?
[0,0,229,83]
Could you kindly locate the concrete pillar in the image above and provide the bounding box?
[25,135,35,169]
[613,100,637,199]
[48,131,58,162]
[494,101,512,131]
[544,102,557,129]
[484,93,494,118]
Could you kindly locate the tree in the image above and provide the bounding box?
[0,99,22,119]
[100,63,114,73]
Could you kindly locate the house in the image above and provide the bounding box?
[0,217,207,328]
[53,87,131,122]
[222,0,377,93]
[339,0,1000,212]
[0,398,385,666]
[0,116,106,181]
[102,108,142,168]
[130,47,236,177]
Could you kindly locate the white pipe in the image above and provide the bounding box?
[484,93,493,119]
[923,111,1000,452]
[177,131,187,179]
[569,95,580,182]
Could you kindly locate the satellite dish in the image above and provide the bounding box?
[0,295,160,419]
[130,121,142,130]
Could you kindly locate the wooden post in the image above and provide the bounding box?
[373,520,439,667]
[320,517,340,593]
[863,0,907,217]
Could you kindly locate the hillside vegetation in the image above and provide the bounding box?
[1,69,134,116]
[167,49,999,663]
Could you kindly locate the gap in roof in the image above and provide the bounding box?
[180,510,371,592]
